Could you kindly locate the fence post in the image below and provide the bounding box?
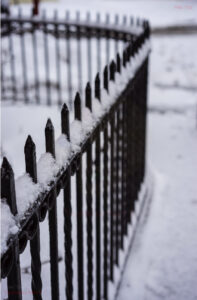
[61,104,73,300]
[74,93,84,300]
[24,136,42,300]
[45,119,59,300]
[103,66,109,299]
[109,61,116,281]
[1,158,22,300]
[94,73,101,300]
[85,83,93,300]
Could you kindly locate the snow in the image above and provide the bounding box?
[55,134,72,167]
[116,34,197,300]
[1,200,19,255]
[10,0,197,29]
[1,0,197,298]
[15,173,41,216]
[37,153,59,189]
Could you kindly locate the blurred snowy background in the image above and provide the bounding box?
[1,0,197,299]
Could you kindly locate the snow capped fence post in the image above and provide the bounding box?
[94,73,101,300]
[103,66,109,300]
[61,103,73,300]
[1,158,22,300]
[24,136,42,300]
[74,92,84,300]
[85,83,94,300]
[45,119,59,300]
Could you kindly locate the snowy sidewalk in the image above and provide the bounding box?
[117,34,197,300]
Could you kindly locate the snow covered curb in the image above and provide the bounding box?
[1,39,151,256]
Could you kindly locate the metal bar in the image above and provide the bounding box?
[114,14,119,56]
[110,114,115,281]
[109,60,116,280]
[24,136,42,300]
[74,93,84,300]
[103,123,109,299]
[45,119,59,300]
[1,158,22,300]
[65,16,72,109]
[115,107,120,265]
[95,74,101,300]
[76,12,82,96]
[96,13,101,74]
[43,11,51,105]
[32,20,40,104]
[61,104,73,300]
[87,13,92,88]
[19,15,29,103]
[54,11,62,106]
[1,15,140,39]
[106,14,110,66]
[120,102,125,249]
[8,22,17,101]
[85,83,93,300]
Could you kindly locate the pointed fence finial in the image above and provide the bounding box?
[85,82,92,112]
[116,53,121,73]
[74,92,82,121]
[103,66,108,92]
[1,157,18,215]
[110,60,116,81]
[61,103,70,140]
[45,118,55,158]
[95,73,100,101]
[24,135,37,183]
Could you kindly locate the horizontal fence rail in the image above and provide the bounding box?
[1,10,150,300]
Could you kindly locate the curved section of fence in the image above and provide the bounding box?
[1,11,150,300]
[1,12,148,108]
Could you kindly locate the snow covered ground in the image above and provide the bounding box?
[1,0,197,299]
[116,34,197,300]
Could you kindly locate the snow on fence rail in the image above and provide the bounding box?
[1,11,150,300]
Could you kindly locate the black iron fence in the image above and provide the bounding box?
[1,11,144,108]
[1,11,150,300]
